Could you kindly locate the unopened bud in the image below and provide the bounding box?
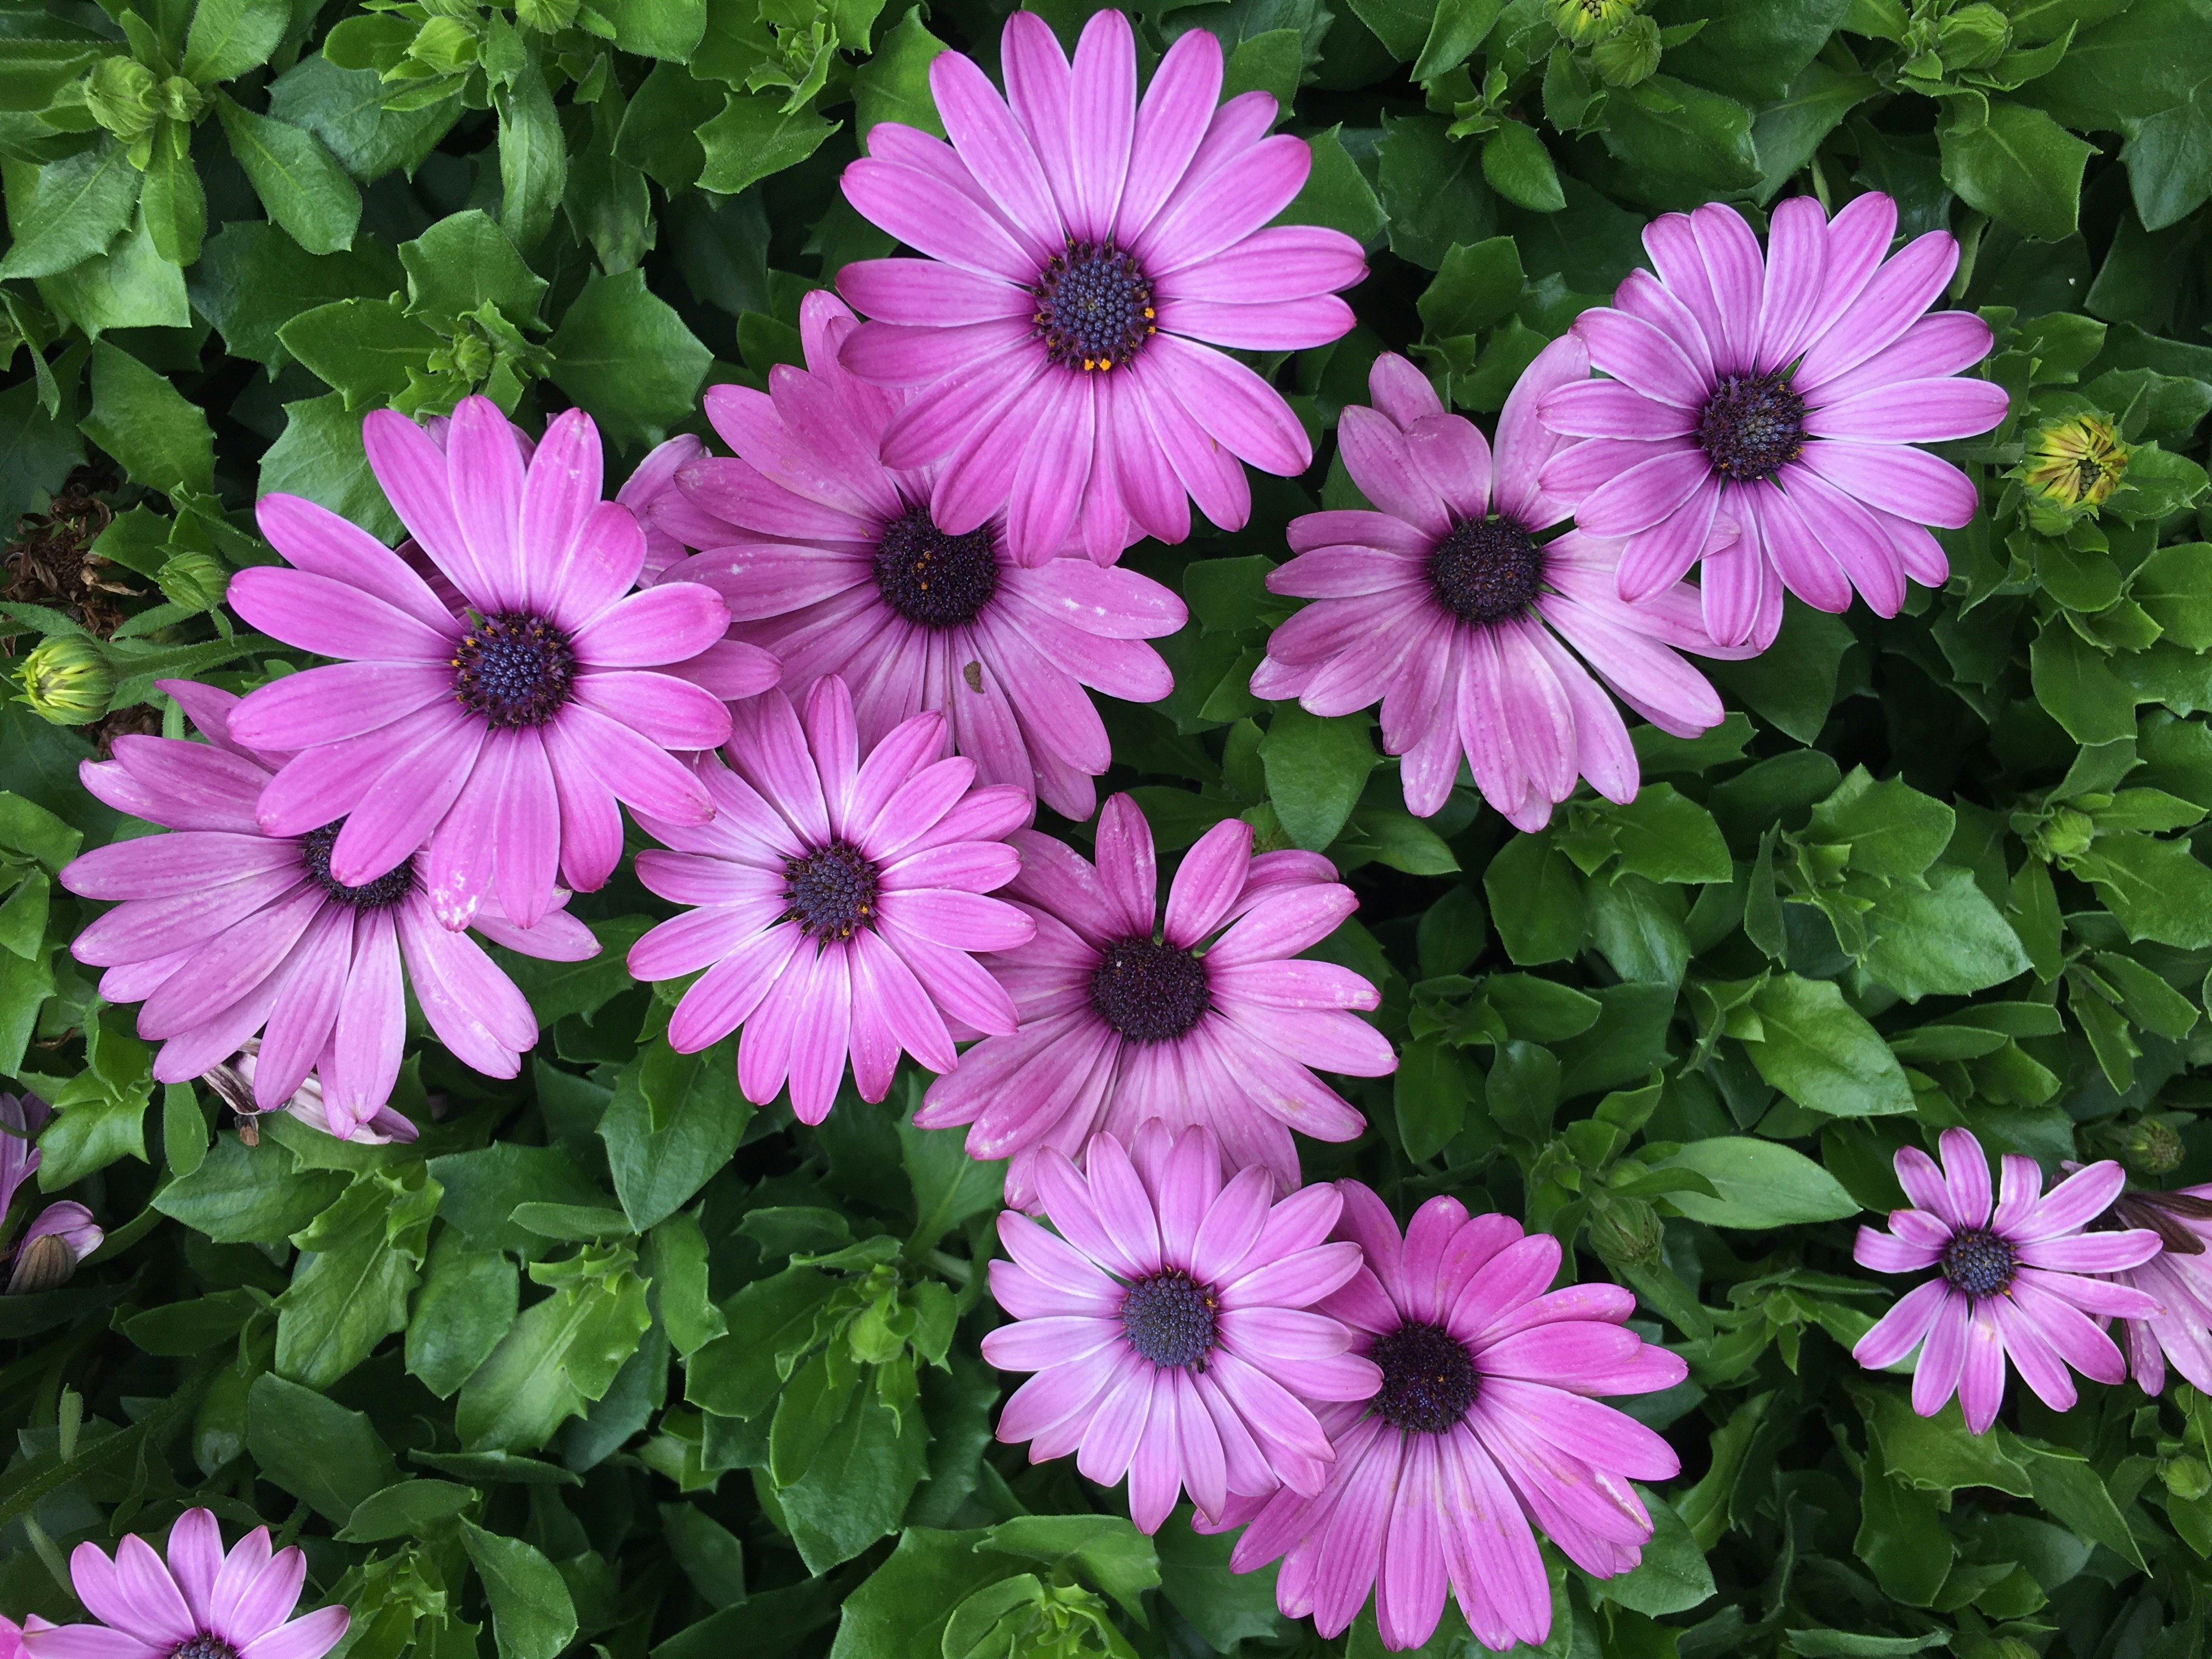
[17,637,115,726]
[7,1232,76,1294]
[1548,0,1637,44]
[2032,805,2096,861]
[2164,1454,2212,1502]
[2123,1117,2185,1176]
[2022,414,2129,514]
[156,551,228,613]
[1590,12,1661,83]
[1588,1195,1666,1269]
[83,58,157,142]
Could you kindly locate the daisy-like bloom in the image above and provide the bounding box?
[2086,1181,2212,1396]
[641,290,1187,821]
[914,793,1395,1209]
[1,1092,102,1294]
[983,1122,1381,1532]
[836,9,1364,566]
[1253,346,1755,828]
[1851,1127,2162,1431]
[627,674,1036,1124]
[2018,412,2130,513]
[199,1040,419,1147]
[225,397,777,933]
[20,1508,348,1659]
[60,680,597,1130]
[1214,1187,1688,1651]
[1534,193,2009,648]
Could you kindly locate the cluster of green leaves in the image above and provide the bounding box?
[7,0,2212,1655]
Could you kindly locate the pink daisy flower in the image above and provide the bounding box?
[834,9,1364,566]
[626,674,1036,1124]
[1534,193,2008,648]
[1213,1186,1687,1651]
[1,1091,102,1293]
[1852,1127,2162,1431]
[225,397,778,934]
[983,1122,1381,1532]
[2096,1182,2212,1395]
[60,680,596,1133]
[19,1508,347,1659]
[637,290,1188,821]
[1254,346,1756,828]
[913,793,1396,1209]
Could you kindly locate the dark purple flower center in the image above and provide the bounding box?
[1370,1319,1478,1434]
[172,1636,239,1659]
[1939,1227,2018,1299]
[1032,240,1155,374]
[1429,516,1544,625]
[875,506,1000,630]
[1697,369,1806,483]
[1121,1267,1220,1370]
[782,840,881,940]
[1089,935,1210,1043]
[451,610,577,729]
[301,822,414,910]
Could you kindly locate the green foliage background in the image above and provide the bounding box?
[4,0,2212,1655]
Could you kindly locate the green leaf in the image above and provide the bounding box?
[246,1372,399,1523]
[599,1036,752,1231]
[2131,540,2212,647]
[1608,785,1734,883]
[1754,64,1882,204]
[1859,1388,2033,1494]
[267,56,459,183]
[182,0,289,86]
[0,144,139,281]
[980,1514,1161,1618]
[2024,0,2212,129]
[1807,768,1955,878]
[276,1165,441,1389]
[596,0,710,59]
[276,298,441,410]
[1743,973,1914,1116]
[337,1480,479,1543]
[495,60,568,255]
[1289,125,1387,245]
[697,91,839,196]
[1483,832,1584,964]
[78,340,211,498]
[216,96,363,256]
[428,1142,611,1257]
[549,270,714,451]
[460,1520,579,1659]
[1601,75,1762,195]
[828,1528,1017,1659]
[685,1265,839,1419]
[1376,114,1492,269]
[1861,865,2032,998]
[1416,236,1525,337]
[188,222,402,369]
[854,7,947,140]
[777,1379,933,1572]
[1940,100,2095,242]
[1154,1506,1284,1647]
[2030,620,2137,743]
[901,1109,1004,1252]
[2015,1438,2146,1569]
[1595,1489,1716,1613]
[141,140,206,267]
[257,393,404,544]
[407,1232,519,1398]
[37,208,190,338]
[1393,1037,1469,1162]
[1260,706,1376,850]
[154,1132,347,1243]
[455,1242,653,1451]
[1707,601,1852,743]
[401,211,549,326]
[2067,832,2212,947]
[1224,28,1305,110]
[1648,1136,1860,1228]
[1481,121,1566,212]
[662,1503,748,1608]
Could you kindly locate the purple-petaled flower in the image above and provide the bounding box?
[2087,1182,2212,1396]
[225,397,778,933]
[983,1122,1380,1532]
[1,1092,101,1293]
[619,433,706,584]
[1211,1186,1686,1651]
[1254,346,1756,828]
[1534,194,2008,648]
[913,793,1395,1209]
[627,675,1036,1124]
[60,680,597,1128]
[834,9,1364,567]
[20,1508,348,1659]
[1852,1127,2161,1431]
[199,1040,419,1147]
[639,290,1188,822]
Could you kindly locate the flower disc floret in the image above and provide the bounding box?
[783,841,881,940]
[1696,369,1807,482]
[873,508,1001,628]
[301,823,414,910]
[449,610,577,727]
[1938,1225,2017,1299]
[1034,240,1156,372]
[1369,1321,1479,1433]
[1428,517,1544,624]
[1121,1268,1220,1369]
[1088,935,1210,1042]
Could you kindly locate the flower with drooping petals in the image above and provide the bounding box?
[225,397,779,933]
[60,680,597,1131]
[640,290,1188,821]
[984,1122,1380,1532]
[1,1092,101,1294]
[2094,1181,2212,1396]
[200,1040,419,1147]
[1852,1127,2161,1431]
[915,793,1395,1209]
[1255,345,1757,828]
[1212,1186,1688,1651]
[835,9,1364,566]
[627,675,1036,1124]
[20,1508,348,1659]
[1535,193,2008,648]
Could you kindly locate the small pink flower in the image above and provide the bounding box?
[1215,1186,1686,1651]
[21,1508,348,1659]
[1852,1127,2162,1431]
[984,1122,1380,1532]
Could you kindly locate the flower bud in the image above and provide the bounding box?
[157,550,229,613]
[2164,1454,2212,1503]
[2021,414,2129,514]
[2031,805,2096,861]
[159,75,208,124]
[1588,1194,1667,1269]
[16,637,115,726]
[83,57,158,142]
[516,0,582,30]
[1549,0,1637,44]
[2123,1116,2185,1176]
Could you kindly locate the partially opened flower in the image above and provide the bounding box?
[915,793,1395,1209]
[200,1040,419,1147]
[1255,346,1756,827]
[644,290,1187,821]
[1,1092,101,1294]
[60,680,596,1131]
[1852,1127,2161,1430]
[836,9,1364,566]
[20,1508,347,1659]
[1536,194,2007,647]
[984,1122,1379,1531]
[1216,1187,1686,1651]
[2086,1181,2212,1396]
[627,675,1036,1124]
[227,397,776,933]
